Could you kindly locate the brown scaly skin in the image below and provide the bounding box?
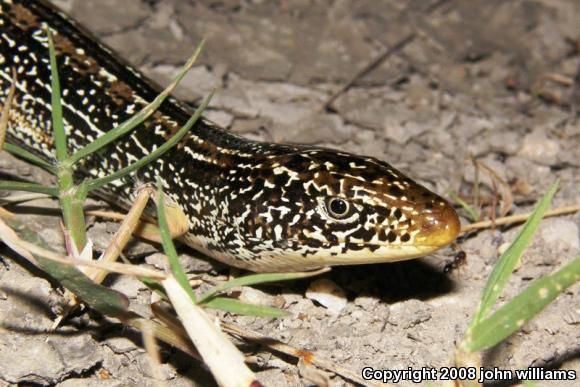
[0,0,460,272]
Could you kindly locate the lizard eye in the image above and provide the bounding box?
[326,198,350,219]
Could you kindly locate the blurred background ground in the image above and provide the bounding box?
[0,0,579,386]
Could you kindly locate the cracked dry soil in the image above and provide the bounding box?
[0,0,579,386]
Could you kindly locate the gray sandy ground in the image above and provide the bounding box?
[0,0,579,386]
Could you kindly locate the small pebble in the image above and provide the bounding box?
[518,130,561,165]
[145,253,168,270]
[239,287,274,306]
[305,279,347,314]
[562,307,580,325]
[540,219,579,250]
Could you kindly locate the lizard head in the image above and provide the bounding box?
[217,148,460,272]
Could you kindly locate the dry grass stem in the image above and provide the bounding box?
[460,204,580,234]
[90,188,154,283]
[0,193,52,205]
[0,217,166,279]
[0,207,15,219]
[475,160,513,218]
[162,276,258,387]
[133,309,201,360]
[0,216,38,264]
[85,209,128,221]
[86,199,190,243]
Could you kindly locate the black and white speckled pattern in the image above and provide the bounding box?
[0,0,460,271]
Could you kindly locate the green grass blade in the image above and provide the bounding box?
[0,180,59,196]
[4,217,130,317]
[3,143,57,174]
[142,278,168,299]
[204,297,289,317]
[198,268,328,304]
[463,257,579,352]
[68,41,205,165]
[39,256,131,317]
[448,191,480,222]
[156,179,197,304]
[46,29,67,162]
[86,92,213,192]
[470,181,559,326]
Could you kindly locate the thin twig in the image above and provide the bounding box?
[321,0,451,111]
[142,321,169,387]
[90,188,154,283]
[322,33,416,110]
[460,204,580,234]
[572,60,580,118]
[475,159,513,218]
[471,155,481,217]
